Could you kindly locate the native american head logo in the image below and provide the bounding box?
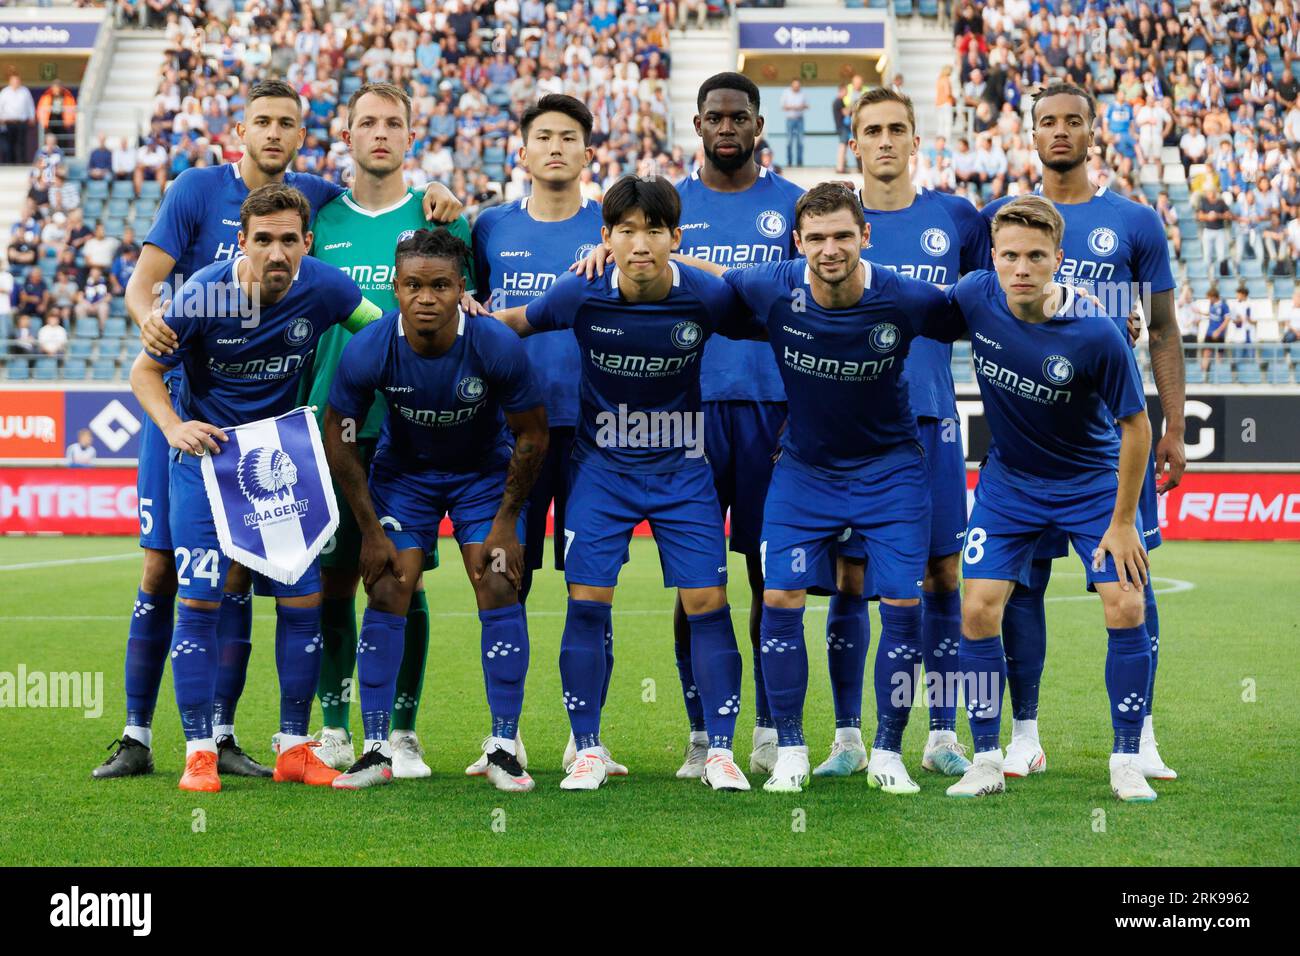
[236,447,299,503]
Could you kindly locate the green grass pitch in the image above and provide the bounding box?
[1,535,1295,866]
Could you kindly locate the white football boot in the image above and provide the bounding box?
[484,743,535,793]
[1138,719,1177,779]
[312,727,356,771]
[946,750,1007,798]
[389,729,431,779]
[1110,754,1158,802]
[559,749,608,791]
[562,733,627,775]
[466,733,527,776]
[1003,734,1047,778]
[750,726,779,775]
[675,732,709,779]
[921,731,972,776]
[762,746,810,793]
[702,751,751,791]
[866,748,921,795]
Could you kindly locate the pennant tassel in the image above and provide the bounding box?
[200,406,339,586]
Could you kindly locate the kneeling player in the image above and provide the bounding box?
[495,175,753,792]
[945,196,1157,802]
[325,229,547,792]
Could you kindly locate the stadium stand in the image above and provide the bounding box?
[3,1,1298,386]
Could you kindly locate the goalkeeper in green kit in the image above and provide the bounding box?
[301,83,476,776]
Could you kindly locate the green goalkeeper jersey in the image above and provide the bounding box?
[301,188,476,440]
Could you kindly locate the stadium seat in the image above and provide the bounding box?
[894,0,914,14]
[1268,362,1292,384]
[1245,277,1270,299]
[83,198,104,221]
[1184,360,1205,384]
[103,317,128,338]
[109,298,128,319]
[918,0,939,14]
[86,179,108,200]
[73,318,99,338]
[1209,362,1234,384]
[110,180,135,199]
[68,338,93,358]
[1190,277,1211,298]
[1235,361,1263,384]
[1259,344,1285,365]
[341,75,362,96]
[91,358,117,381]
[951,361,974,384]
[483,145,506,164]
[30,358,59,381]
[139,180,162,200]
[5,360,31,381]
[1275,277,1295,299]
[107,197,131,219]
[1240,258,1263,278]
[62,358,88,381]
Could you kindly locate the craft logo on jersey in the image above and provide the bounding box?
[672,321,702,350]
[756,210,787,239]
[1087,227,1118,257]
[1042,354,1075,386]
[237,447,299,504]
[575,243,597,263]
[921,228,950,257]
[869,322,900,353]
[457,376,486,403]
[283,317,313,347]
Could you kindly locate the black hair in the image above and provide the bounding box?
[1031,82,1097,124]
[696,72,761,114]
[601,175,681,231]
[520,93,594,145]
[394,228,469,274]
[247,79,302,111]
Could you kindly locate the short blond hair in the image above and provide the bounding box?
[851,87,917,138]
[990,195,1064,249]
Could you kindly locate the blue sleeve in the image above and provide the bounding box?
[471,209,495,305]
[1092,322,1147,420]
[143,168,204,263]
[327,329,380,420]
[702,272,763,341]
[1128,203,1176,294]
[150,279,203,369]
[720,258,789,314]
[482,323,545,413]
[322,263,365,327]
[525,270,585,331]
[952,198,992,277]
[898,272,966,342]
[303,175,345,215]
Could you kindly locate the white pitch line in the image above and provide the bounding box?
[0,552,140,572]
[0,576,1196,623]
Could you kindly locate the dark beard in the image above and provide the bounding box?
[705,142,755,173]
[1041,153,1085,174]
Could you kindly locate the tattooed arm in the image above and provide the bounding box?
[473,405,549,588]
[1145,288,1187,492]
[324,405,403,587]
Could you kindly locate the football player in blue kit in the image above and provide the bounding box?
[97,78,461,780]
[981,84,1185,782]
[678,183,970,794]
[325,228,549,793]
[470,94,606,777]
[942,195,1159,803]
[809,87,991,782]
[129,183,384,792]
[495,175,755,793]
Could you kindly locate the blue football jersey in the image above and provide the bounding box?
[982,186,1176,312]
[472,196,603,429]
[152,256,365,427]
[952,270,1146,484]
[860,186,989,420]
[145,164,344,285]
[676,166,804,403]
[329,310,543,473]
[525,262,754,473]
[723,259,964,475]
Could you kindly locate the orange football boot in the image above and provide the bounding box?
[178,749,221,792]
[274,740,342,786]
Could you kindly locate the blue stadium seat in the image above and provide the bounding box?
[103,317,128,338]
[139,180,162,200]
[894,0,914,14]
[1245,277,1270,299]
[73,318,99,338]
[91,358,117,381]
[1190,277,1211,298]
[483,145,506,164]
[1168,182,1190,202]
[134,198,159,217]
[867,0,887,7]
[83,198,104,221]
[107,197,131,218]
[341,75,362,96]
[104,218,126,238]
[951,360,974,384]
[86,179,108,200]
[1235,361,1263,384]
[918,0,939,14]
[62,358,88,381]
[1267,362,1292,384]
[109,298,128,319]
[5,360,31,381]
[32,357,57,381]
[110,180,135,199]
[1185,260,1208,279]
[1291,342,1300,361]
[1184,360,1205,384]
[1274,277,1295,299]
[483,164,505,181]
[68,338,93,358]
[1240,258,1263,277]
[1209,362,1234,384]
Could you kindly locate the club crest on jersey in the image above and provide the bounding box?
[457,376,486,403]
[283,317,313,347]
[921,228,950,257]
[575,243,597,262]
[397,229,417,243]
[756,210,787,239]
[671,321,702,349]
[869,323,900,353]
[1042,354,1075,385]
[1087,227,1118,257]
[237,447,299,504]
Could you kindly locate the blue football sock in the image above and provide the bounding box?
[481,604,530,741]
[213,591,252,730]
[959,634,1007,754]
[825,592,869,729]
[559,599,610,752]
[1106,625,1151,755]
[1002,558,1050,721]
[171,603,220,741]
[275,604,323,737]
[688,606,743,751]
[759,604,807,747]
[921,588,961,732]
[125,589,174,730]
[1143,580,1159,716]
[873,602,923,753]
[600,618,614,710]
[357,608,405,744]
[673,625,706,733]
[751,635,774,729]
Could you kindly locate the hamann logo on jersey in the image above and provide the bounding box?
[343,264,396,286]
[394,403,482,427]
[208,352,312,380]
[782,346,896,381]
[1042,354,1075,385]
[678,242,783,266]
[237,447,299,504]
[756,210,787,239]
[456,377,486,403]
[672,321,702,350]
[869,323,900,353]
[973,351,1072,404]
[589,349,700,376]
[283,318,313,346]
[921,228,950,257]
[877,261,951,286]
[1087,227,1119,257]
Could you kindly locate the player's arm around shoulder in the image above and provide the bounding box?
[899,268,966,342]
[128,304,228,457]
[498,268,586,337]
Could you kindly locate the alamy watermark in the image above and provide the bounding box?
[0,665,103,718]
[594,404,705,459]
